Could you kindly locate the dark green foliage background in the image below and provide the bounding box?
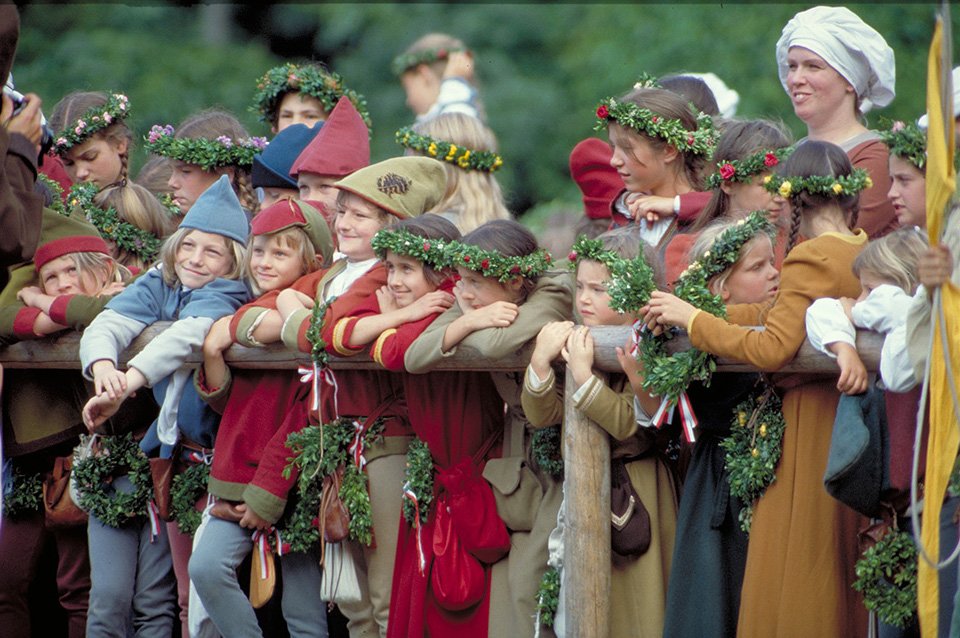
[13,3,953,220]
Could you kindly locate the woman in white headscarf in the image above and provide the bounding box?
[776,5,898,239]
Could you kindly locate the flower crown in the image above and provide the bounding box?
[762,168,872,199]
[144,125,267,171]
[53,93,130,155]
[38,174,68,216]
[444,240,553,282]
[68,182,163,263]
[707,147,794,189]
[252,63,372,133]
[594,98,718,158]
[395,127,504,173]
[632,72,662,90]
[392,46,466,76]
[879,120,927,170]
[567,234,657,314]
[371,228,452,271]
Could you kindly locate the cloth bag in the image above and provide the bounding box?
[320,541,362,604]
[610,456,651,559]
[43,455,88,528]
[319,465,351,544]
[430,493,486,611]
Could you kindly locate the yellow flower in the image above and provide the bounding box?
[778,181,792,198]
[760,424,767,437]
[751,448,759,458]
[865,177,873,189]
[445,144,458,161]
[457,150,471,168]
[738,411,747,427]
[427,142,437,157]
[832,183,843,195]
[763,175,773,185]
[493,157,503,169]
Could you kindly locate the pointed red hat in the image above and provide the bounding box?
[290,96,370,180]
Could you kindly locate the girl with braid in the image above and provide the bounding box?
[50,91,133,189]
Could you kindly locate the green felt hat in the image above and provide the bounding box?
[334,156,446,219]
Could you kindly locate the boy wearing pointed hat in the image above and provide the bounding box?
[252,122,323,209]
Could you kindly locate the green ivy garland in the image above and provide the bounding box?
[2,465,44,519]
[566,234,657,315]
[719,387,786,532]
[68,182,163,263]
[169,462,210,536]
[707,147,794,189]
[402,438,434,526]
[37,174,68,216]
[853,527,918,628]
[536,566,561,628]
[144,124,267,171]
[443,239,553,283]
[879,120,927,171]
[594,98,718,159]
[762,168,872,199]
[392,46,467,76]
[395,127,504,173]
[371,228,452,271]
[72,433,153,528]
[305,295,338,371]
[53,93,130,155]
[532,425,564,480]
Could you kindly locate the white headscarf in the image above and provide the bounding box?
[689,72,740,119]
[776,6,895,112]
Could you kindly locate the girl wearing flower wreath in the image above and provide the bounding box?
[643,140,871,636]
[146,109,265,217]
[0,211,135,638]
[253,61,371,135]
[664,118,792,286]
[775,5,898,239]
[397,112,510,233]
[596,86,715,255]
[78,176,251,638]
[522,228,679,638]
[882,120,928,231]
[394,33,485,124]
[404,218,572,638]
[660,216,782,638]
[50,91,133,189]
[188,198,334,638]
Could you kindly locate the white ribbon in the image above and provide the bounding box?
[402,482,426,575]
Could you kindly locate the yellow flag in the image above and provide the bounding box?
[918,17,959,638]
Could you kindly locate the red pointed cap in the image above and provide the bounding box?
[290,97,370,180]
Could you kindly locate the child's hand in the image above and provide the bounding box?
[82,393,123,433]
[16,285,45,308]
[563,326,596,386]
[919,245,954,292]
[277,288,314,320]
[443,50,474,81]
[641,291,697,334]
[100,281,127,297]
[838,297,856,322]
[832,343,868,395]
[203,316,234,357]
[91,360,126,399]
[376,286,400,314]
[530,321,574,380]
[615,338,643,392]
[236,503,273,531]
[403,290,455,322]
[626,193,675,224]
[467,300,519,330]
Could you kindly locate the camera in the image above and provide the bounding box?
[3,74,55,161]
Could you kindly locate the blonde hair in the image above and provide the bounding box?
[245,227,323,296]
[50,91,133,182]
[42,251,133,296]
[174,110,259,215]
[95,182,177,272]
[689,219,773,294]
[159,227,246,287]
[852,227,927,295]
[411,113,511,233]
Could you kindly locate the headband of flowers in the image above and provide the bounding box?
[594,98,718,158]
[395,126,504,173]
[68,182,163,263]
[371,228,452,271]
[144,125,267,171]
[879,120,927,170]
[707,147,794,189]
[762,168,872,199]
[632,72,662,90]
[567,234,657,314]
[676,211,775,296]
[38,174,68,216]
[53,93,130,155]
[252,63,373,132]
[391,46,467,76]
[444,240,553,283]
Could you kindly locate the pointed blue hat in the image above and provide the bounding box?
[252,122,323,189]
[180,175,250,244]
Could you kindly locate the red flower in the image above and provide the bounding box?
[596,104,610,119]
[686,136,695,147]
[423,242,431,252]
[719,163,736,180]
[481,258,490,270]
[545,254,552,263]
[510,265,521,274]
[764,153,779,167]
[651,116,659,124]
[463,255,471,263]
[568,251,578,262]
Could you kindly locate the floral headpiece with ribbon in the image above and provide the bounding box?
[395,127,503,173]
[762,167,872,199]
[252,63,372,133]
[444,240,553,283]
[53,93,130,155]
[566,234,656,315]
[707,147,794,189]
[144,125,267,171]
[879,120,927,170]
[391,46,467,76]
[371,227,452,270]
[594,98,718,159]
[68,182,163,263]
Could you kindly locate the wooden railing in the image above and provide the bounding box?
[0,325,885,638]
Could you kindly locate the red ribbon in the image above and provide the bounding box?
[402,482,426,575]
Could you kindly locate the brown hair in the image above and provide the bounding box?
[134,156,174,198]
[461,219,540,299]
[400,33,487,120]
[50,91,133,182]
[593,225,664,289]
[388,214,462,286]
[660,74,719,117]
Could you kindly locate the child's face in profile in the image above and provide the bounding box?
[274,92,327,134]
[385,251,435,308]
[888,155,926,229]
[39,255,104,296]
[175,230,233,288]
[857,269,893,301]
[334,193,385,262]
[608,124,674,195]
[400,66,440,117]
[718,236,780,304]
[168,161,222,215]
[575,260,630,327]
[249,233,305,293]
[455,267,520,310]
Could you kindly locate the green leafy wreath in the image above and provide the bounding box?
[371,228,452,271]
[283,417,386,548]
[879,119,927,171]
[37,174,68,216]
[707,147,794,189]
[567,234,657,315]
[719,387,786,532]
[532,425,564,480]
[443,239,553,283]
[72,433,152,528]
[402,438,434,526]
[762,167,872,199]
[53,93,131,155]
[169,462,210,536]
[392,46,467,76]
[594,98,717,159]
[2,464,44,519]
[853,527,918,628]
[68,182,163,263]
[395,127,504,173]
[305,295,338,371]
[144,124,267,171]
[536,566,561,628]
